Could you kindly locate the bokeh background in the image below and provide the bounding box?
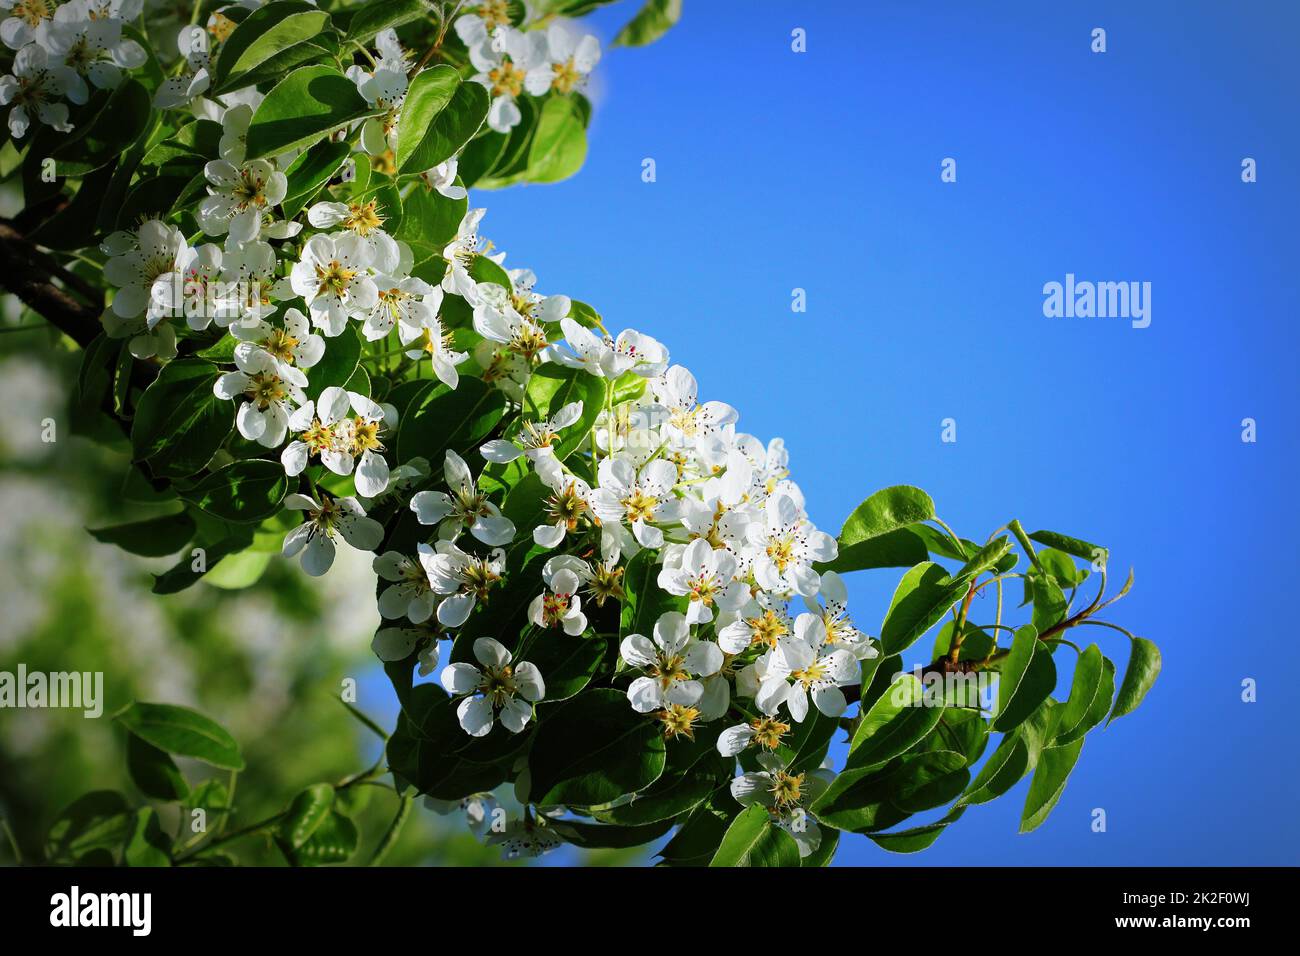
[3,0,1296,866]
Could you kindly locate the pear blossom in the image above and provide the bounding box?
[760,614,860,722]
[281,493,384,576]
[803,569,879,660]
[213,348,306,448]
[102,219,189,324]
[410,449,516,546]
[747,490,836,597]
[591,456,681,549]
[423,539,506,627]
[362,273,437,342]
[1,42,72,137]
[306,199,400,274]
[655,364,739,448]
[717,713,793,758]
[198,159,288,243]
[531,472,593,549]
[289,232,379,335]
[232,307,325,371]
[527,564,586,636]
[220,239,290,325]
[2,0,57,50]
[419,158,467,200]
[441,637,544,736]
[425,792,499,839]
[525,23,600,96]
[467,25,544,133]
[620,611,723,714]
[153,23,209,108]
[442,208,489,301]
[39,3,145,104]
[399,310,467,389]
[729,751,833,857]
[374,545,439,624]
[657,537,748,624]
[479,400,583,485]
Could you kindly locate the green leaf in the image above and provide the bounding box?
[1109,637,1161,723]
[123,808,172,867]
[385,685,518,801]
[594,752,730,827]
[811,751,962,833]
[205,550,273,589]
[283,810,358,865]
[709,805,800,867]
[50,80,152,176]
[614,0,683,47]
[1029,529,1108,566]
[88,511,195,557]
[343,0,428,44]
[847,673,944,769]
[126,733,189,801]
[523,95,588,183]
[394,181,467,250]
[1019,737,1085,833]
[130,358,232,479]
[879,561,969,654]
[824,527,929,574]
[281,139,351,219]
[181,459,288,523]
[280,783,334,849]
[245,65,373,160]
[1028,574,1067,632]
[1055,643,1105,743]
[619,548,683,638]
[396,66,490,174]
[45,791,133,864]
[114,702,245,771]
[213,1,331,91]
[993,625,1056,733]
[520,630,605,702]
[869,806,967,854]
[948,536,1013,586]
[300,326,361,403]
[528,688,667,807]
[958,734,1030,806]
[552,818,674,849]
[394,377,506,465]
[839,486,936,548]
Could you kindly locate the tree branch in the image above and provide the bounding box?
[0,219,102,349]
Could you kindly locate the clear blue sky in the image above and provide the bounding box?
[370,0,1300,865]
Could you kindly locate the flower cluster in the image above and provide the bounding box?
[88,9,863,863]
[1,0,146,137]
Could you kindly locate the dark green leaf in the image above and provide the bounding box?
[1109,637,1161,723]
[245,65,373,160]
[280,783,334,849]
[1019,737,1085,833]
[131,358,232,479]
[993,625,1056,733]
[126,733,189,801]
[396,66,489,173]
[89,511,195,557]
[114,702,244,770]
[709,805,800,867]
[181,459,288,523]
[528,689,666,807]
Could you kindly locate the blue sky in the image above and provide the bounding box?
[457,0,1300,865]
